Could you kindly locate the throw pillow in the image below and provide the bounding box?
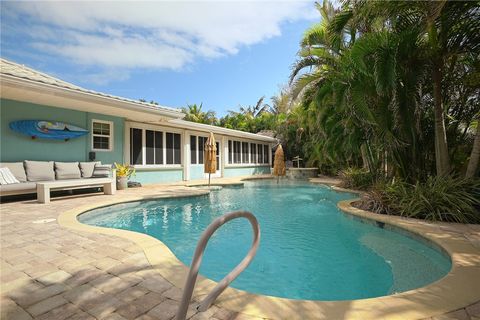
[92,164,112,178]
[79,161,100,178]
[0,167,20,185]
[55,162,81,180]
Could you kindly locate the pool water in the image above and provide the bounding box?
[80,180,451,300]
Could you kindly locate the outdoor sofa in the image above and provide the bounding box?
[0,161,116,203]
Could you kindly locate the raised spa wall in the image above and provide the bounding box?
[286,167,318,179]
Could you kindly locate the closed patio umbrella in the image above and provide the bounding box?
[273,144,286,183]
[204,132,217,186]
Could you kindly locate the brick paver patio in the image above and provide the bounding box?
[1,178,479,320]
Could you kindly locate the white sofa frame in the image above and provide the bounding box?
[36,176,116,203]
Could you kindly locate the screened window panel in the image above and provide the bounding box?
[228,140,232,164]
[146,130,155,165]
[174,133,181,164]
[257,143,263,163]
[250,143,257,163]
[216,142,220,170]
[263,145,269,164]
[242,142,249,163]
[190,136,197,164]
[234,141,241,164]
[198,137,205,164]
[155,131,163,164]
[130,128,143,165]
[166,132,174,164]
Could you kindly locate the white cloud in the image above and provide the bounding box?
[5,1,315,65]
[2,1,317,84]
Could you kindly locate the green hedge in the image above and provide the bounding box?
[357,176,480,223]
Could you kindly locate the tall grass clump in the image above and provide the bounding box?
[340,167,377,190]
[358,176,480,223]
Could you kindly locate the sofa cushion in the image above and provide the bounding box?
[0,182,37,194]
[25,160,55,182]
[55,162,81,180]
[92,164,111,178]
[0,168,20,185]
[0,162,27,182]
[79,161,100,178]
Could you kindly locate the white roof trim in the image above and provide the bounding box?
[168,119,277,142]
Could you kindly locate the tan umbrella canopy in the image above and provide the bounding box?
[273,144,286,182]
[204,132,217,186]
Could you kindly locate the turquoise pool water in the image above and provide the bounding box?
[80,180,451,300]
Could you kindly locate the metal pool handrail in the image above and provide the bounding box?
[176,211,261,320]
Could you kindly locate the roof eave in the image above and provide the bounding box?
[0,74,185,119]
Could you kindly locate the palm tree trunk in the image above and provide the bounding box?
[466,125,480,178]
[360,144,369,170]
[432,63,450,176]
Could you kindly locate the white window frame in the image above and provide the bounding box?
[190,134,209,165]
[125,122,183,169]
[91,119,113,152]
[225,137,271,167]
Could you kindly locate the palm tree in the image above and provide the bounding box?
[466,117,480,178]
[366,0,480,175]
[290,0,479,180]
[182,103,217,125]
[238,96,270,118]
[270,87,292,115]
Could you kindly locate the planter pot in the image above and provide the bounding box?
[117,177,128,190]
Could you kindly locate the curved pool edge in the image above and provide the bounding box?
[57,181,480,320]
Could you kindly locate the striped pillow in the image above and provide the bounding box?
[92,164,112,178]
[0,167,20,185]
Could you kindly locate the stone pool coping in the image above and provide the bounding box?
[58,178,480,319]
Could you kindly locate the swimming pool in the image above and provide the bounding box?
[79,180,451,301]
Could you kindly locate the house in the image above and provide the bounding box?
[0,59,275,185]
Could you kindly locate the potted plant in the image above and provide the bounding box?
[114,163,135,190]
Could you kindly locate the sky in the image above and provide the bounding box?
[1,1,319,116]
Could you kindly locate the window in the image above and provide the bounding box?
[130,128,142,165]
[190,135,208,164]
[263,145,269,164]
[233,141,241,164]
[242,142,249,163]
[92,120,113,151]
[166,132,181,165]
[216,142,220,170]
[257,143,263,164]
[250,143,257,163]
[190,136,197,164]
[198,136,206,164]
[227,140,269,165]
[146,130,163,165]
[129,126,181,166]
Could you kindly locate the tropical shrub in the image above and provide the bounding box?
[340,167,377,190]
[114,163,135,179]
[357,176,480,223]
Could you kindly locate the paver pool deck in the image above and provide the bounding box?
[1,175,480,320]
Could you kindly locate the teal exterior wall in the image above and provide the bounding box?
[189,165,205,180]
[224,166,271,177]
[133,169,184,185]
[0,99,124,164]
[0,98,273,185]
